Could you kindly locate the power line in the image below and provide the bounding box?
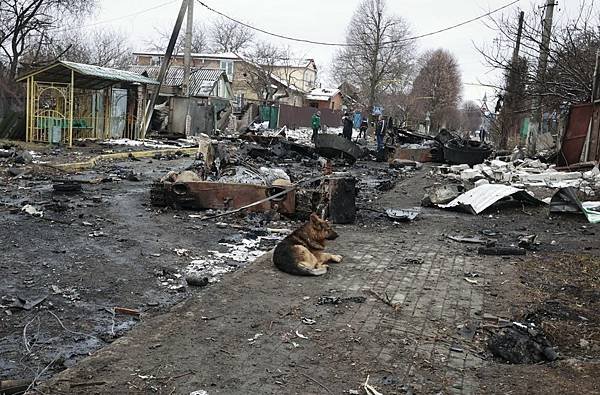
[196,0,520,47]
[48,0,179,33]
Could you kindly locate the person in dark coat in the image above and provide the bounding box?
[375,115,386,153]
[359,116,368,140]
[342,112,353,140]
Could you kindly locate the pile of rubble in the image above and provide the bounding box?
[435,158,600,195]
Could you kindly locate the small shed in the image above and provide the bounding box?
[16,60,159,146]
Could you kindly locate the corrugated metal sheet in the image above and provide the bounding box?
[127,66,226,96]
[438,184,545,214]
[17,61,159,86]
[60,61,159,85]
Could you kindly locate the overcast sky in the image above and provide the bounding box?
[88,0,587,105]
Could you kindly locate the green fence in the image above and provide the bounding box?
[259,105,279,129]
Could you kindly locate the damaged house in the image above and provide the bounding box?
[128,65,233,135]
[132,52,317,111]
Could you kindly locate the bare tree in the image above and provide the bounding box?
[0,0,96,78]
[460,100,482,132]
[210,17,254,53]
[411,49,462,131]
[479,1,600,114]
[40,29,133,69]
[332,0,415,114]
[240,41,296,103]
[146,22,209,54]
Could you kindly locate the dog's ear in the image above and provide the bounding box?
[309,213,320,224]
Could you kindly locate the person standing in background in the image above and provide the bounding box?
[342,111,353,140]
[375,114,386,154]
[359,116,368,140]
[311,111,321,143]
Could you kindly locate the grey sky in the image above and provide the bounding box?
[90,0,587,105]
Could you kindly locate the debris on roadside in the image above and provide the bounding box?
[113,307,141,317]
[447,235,489,244]
[385,208,420,222]
[437,184,545,215]
[389,159,422,170]
[21,204,44,217]
[52,180,83,193]
[443,137,492,166]
[363,375,384,395]
[185,274,209,287]
[549,187,600,223]
[434,158,600,195]
[488,322,557,364]
[316,295,366,305]
[9,294,48,311]
[421,184,465,207]
[478,246,527,256]
[517,235,537,249]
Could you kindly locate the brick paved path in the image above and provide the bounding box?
[41,218,495,394]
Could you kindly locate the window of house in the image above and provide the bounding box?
[151,56,161,66]
[220,60,234,80]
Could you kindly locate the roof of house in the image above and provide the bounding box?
[305,88,341,102]
[133,51,239,60]
[134,52,318,71]
[16,60,159,89]
[127,65,229,97]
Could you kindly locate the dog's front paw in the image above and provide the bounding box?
[330,254,343,263]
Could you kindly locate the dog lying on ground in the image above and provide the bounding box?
[273,213,343,276]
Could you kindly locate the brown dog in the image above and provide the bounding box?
[273,213,343,276]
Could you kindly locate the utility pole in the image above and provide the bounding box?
[501,10,524,149]
[183,0,193,96]
[183,0,193,135]
[142,0,189,138]
[510,11,525,68]
[529,0,556,155]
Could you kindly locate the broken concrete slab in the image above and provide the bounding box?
[438,184,545,215]
[421,184,465,207]
[460,169,485,181]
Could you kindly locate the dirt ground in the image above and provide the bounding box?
[1,139,600,394]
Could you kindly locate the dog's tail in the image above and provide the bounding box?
[273,258,327,276]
